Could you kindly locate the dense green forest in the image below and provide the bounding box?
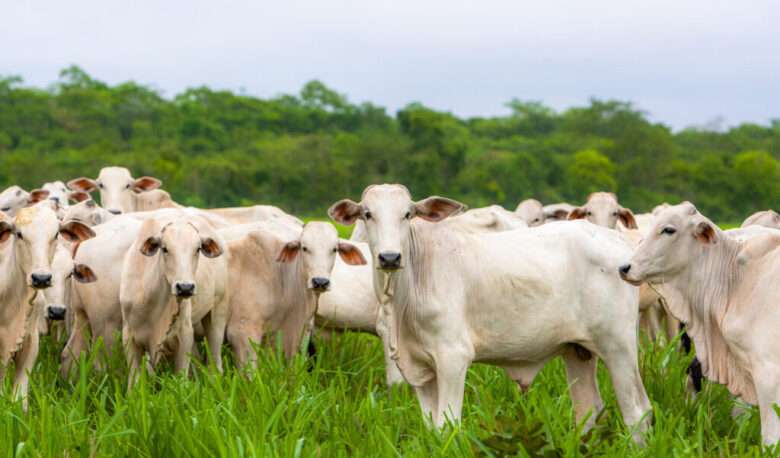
[1,66,779,221]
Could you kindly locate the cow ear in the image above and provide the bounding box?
[67,177,98,193]
[140,236,161,256]
[200,237,224,258]
[29,189,50,204]
[618,207,638,229]
[551,209,569,220]
[132,176,162,193]
[276,241,301,263]
[337,242,367,265]
[568,207,587,220]
[414,196,465,222]
[72,263,98,284]
[59,221,96,243]
[69,190,91,203]
[694,221,716,245]
[0,221,14,244]
[328,200,362,226]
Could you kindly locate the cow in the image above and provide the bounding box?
[329,184,651,439]
[741,210,780,230]
[515,199,546,226]
[120,215,228,387]
[68,167,176,215]
[542,203,574,222]
[619,202,780,445]
[221,222,365,366]
[30,181,91,211]
[0,206,94,408]
[568,192,638,230]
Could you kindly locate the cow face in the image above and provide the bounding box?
[515,199,545,227]
[68,166,162,215]
[0,206,95,289]
[32,181,89,210]
[276,222,366,293]
[569,192,637,230]
[620,202,716,285]
[41,248,97,321]
[0,186,32,217]
[139,220,223,299]
[329,184,464,271]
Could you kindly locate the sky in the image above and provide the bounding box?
[2,0,778,130]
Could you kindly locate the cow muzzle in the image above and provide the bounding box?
[618,264,643,286]
[377,251,402,271]
[31,272,53,289]
[174,282,196,298]
[47,305,67,321]
[310,277,331,292]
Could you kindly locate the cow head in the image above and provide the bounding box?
[30,181,91,212]
[569,192,637,229]
[41,246,97,321]
[619,202,717,286]
[329,184,464,271]
[0,206,95,289]
[515,199,545,227]
[138,218,224,299]
[276,222,366,293]
[68,166,162,215]
[63,199,108,227]
[0,186,33,217]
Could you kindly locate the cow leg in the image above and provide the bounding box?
[563,347,603,432]
[202,312,226,372]
[413,379,439,427]
[598,339,652,442]
[174,300,194,376]
[61,308,90,378]
[752,362,780,445]
[13,332,40,412]
[124,330,144,390]
[433,354,471,427]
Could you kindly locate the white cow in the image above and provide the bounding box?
[68,167,176,215]
[120,215,228,387]
[620,202,780,444]
[0,206,94,408]
[329,184,651,438]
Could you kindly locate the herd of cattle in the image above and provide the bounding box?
[1,166,780,445]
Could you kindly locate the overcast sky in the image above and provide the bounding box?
[2,0,778,130]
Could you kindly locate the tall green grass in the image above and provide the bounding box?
[0,330,773,457]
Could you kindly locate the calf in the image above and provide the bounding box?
[620,202,780,444]
[120,216,228,386]
[330,184,651,438]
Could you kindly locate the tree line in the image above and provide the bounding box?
[1,66,779,221]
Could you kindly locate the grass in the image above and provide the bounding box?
[0,330,775,457]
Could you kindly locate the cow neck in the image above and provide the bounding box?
[0,242,26,315]
[664,229,755,401]
[279,254,315,316]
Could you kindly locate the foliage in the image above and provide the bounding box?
[2,67,780,221]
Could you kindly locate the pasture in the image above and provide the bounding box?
[0,314,769,456]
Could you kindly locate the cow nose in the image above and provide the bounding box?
[50,196,60,203]
[175,282,196,298]
[619,264,632,275]
[47,305,67,321]
[310,277,331,291]
[108,209,122,215]
[377,251,402,270]
[31,272,53,289]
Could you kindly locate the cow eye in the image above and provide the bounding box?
[612,211,618,216]
[125,184,131,189]
[586,211,592,216]
[661,227,676,235]
[16,231,23,240]
[162,247,169,254]
[302,246,308,253]
[532,218,539,223]
[332,247,338,253]
[364,211,372,220]
[404,211,411,220]
[97,182,104,189]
